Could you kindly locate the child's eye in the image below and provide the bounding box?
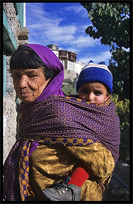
[80,89,89,94]
[95,91,102,95]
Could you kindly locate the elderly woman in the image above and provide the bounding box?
[3,44,120,201]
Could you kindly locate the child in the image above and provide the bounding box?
[42,60,120,201]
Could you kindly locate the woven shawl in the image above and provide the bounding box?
[18,95,120,162]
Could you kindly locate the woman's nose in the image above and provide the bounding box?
[18,75,29,88]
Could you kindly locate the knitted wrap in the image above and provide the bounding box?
[3,95,120,201]
[18,95,120,160]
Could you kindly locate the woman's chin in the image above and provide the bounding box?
[19,96,35,103]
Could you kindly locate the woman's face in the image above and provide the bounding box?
[11,67,50,103]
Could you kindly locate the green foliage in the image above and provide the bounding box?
[81,2,130,100]
[81,3,130,48]
[109,48,130,100]
[119,128,130,163]
[111,94,130,162]
[62,79,77,96]
[111,94,130,131]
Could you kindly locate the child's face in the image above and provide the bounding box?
[78,82,109,104]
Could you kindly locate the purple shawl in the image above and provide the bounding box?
[18,95,120,162]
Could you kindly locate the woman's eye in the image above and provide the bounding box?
[28,75,37,78]
[12,74,21,79]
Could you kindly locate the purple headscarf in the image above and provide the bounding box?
[24,44,65,103]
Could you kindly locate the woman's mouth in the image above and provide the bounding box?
[21,92,32,97]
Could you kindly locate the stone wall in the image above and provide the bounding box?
[3,55,17,163]
[3,98,17,163]
[3,3,20,45]
[3,3,28,163]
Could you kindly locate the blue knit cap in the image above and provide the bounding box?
[76,60,113,93]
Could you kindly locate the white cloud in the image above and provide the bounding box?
[71,35,100,48]
[26,3,77,44]
[122,47,130,52]
[26,3,47,17]
[78,51,111,65]
[43,25,76,40]
[63,3,88,18]
[26,4,100,50]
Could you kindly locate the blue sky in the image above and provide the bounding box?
[26,2,112,66]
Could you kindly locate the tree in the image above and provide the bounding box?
[109,47,130,100]
[62,78,77,95]
[111,94,130,163]
[81,2,130,100]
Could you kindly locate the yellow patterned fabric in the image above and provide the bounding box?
[29,142,115,201]
[19,140,32,201]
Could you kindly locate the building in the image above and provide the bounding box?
[3,3,29,163]
[47,44,85,82]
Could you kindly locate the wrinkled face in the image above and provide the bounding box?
[11,67,50,103]
[78,82,109,104]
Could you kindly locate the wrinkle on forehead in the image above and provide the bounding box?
[11,68,43,75]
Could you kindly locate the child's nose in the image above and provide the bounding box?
[87,92,94,101]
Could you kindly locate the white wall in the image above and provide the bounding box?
[67,60,85,75]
